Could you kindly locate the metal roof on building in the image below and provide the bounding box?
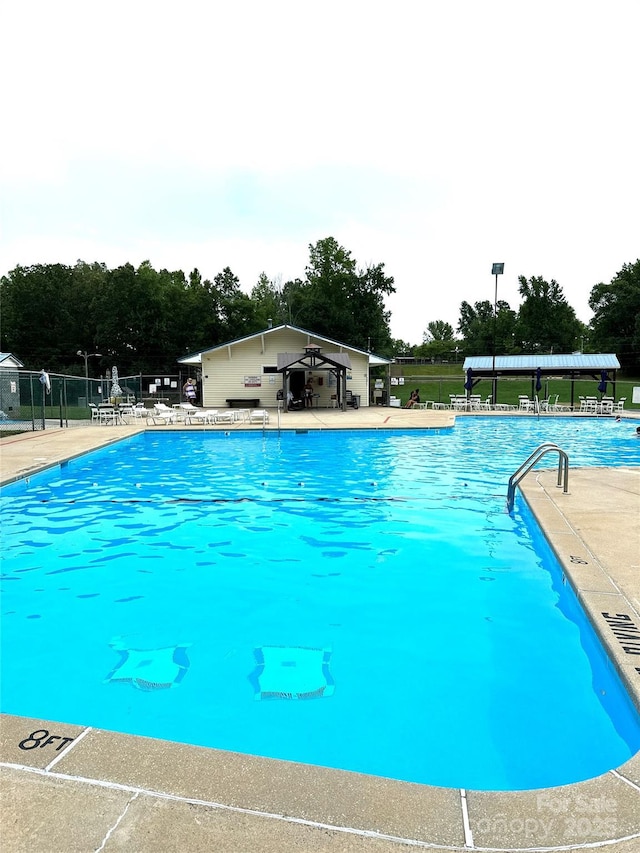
[462,353,620,372]
[0,353,25,368]
[178,324,392,366]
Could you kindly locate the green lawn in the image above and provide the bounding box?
[392,366,639,410]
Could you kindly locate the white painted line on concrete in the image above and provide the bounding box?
[610,768,640,792]
[1,762,456,850]
[4,761,640,851]
[459,788,474,848]
[45,726,93,771]
[94,791,139,853]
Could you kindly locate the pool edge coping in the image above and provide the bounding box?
[2,427,640,851]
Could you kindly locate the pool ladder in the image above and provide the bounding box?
[507,443,569,513]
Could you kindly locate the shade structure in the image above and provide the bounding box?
[462,353,620,409]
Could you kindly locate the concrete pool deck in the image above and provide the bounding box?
[1,411,639,852]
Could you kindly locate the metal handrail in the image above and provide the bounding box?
[507,442,569,513]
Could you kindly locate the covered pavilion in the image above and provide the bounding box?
[462,353,620,408]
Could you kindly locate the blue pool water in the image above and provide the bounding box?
[1,417,640,790]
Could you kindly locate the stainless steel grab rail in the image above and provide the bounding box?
[507,443,569,513]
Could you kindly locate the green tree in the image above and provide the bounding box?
[457,299,495,355]
[250,272,286,328]
[280,277,308,326]
[457,299,516,357]
[588,260,640,373]
[184,269,225,352]
[300,237,395,353]
[424,320,454,342]
[415,320,455,362]
[212,266,262,340]
[89,261,194,373]
[0,263,81,370]
[352,261,395,354]
[515,276,581,353]
[390,339,415,358]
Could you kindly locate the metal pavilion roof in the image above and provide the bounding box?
[462,354,620,372]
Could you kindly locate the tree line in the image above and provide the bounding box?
[395,261,639,375]
[1,238,638,376]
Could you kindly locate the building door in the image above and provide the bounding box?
[290,370,305,402]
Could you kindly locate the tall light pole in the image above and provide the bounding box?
[77,350,102,404]
[491,263,504,405]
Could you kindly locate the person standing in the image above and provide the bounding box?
[183,378,197,405]
[304,379,314,408]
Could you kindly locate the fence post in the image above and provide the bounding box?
[28,373,35,430]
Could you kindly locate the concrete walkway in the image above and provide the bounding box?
[1,414,639,852]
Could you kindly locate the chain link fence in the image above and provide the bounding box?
[0,370,188,434]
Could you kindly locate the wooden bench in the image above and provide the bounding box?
[226,398,260,408]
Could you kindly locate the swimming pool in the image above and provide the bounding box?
[1,417,639,791]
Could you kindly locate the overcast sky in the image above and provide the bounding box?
[2,1,639,346]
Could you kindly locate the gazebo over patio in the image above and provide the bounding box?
[277,345,352,411]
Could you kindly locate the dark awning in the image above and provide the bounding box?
[277,352,352,372]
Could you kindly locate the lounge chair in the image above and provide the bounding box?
[147,404,177,425]
[214,411,235,425]
[188,409,218,425]
[129,404,151,420]
[175,403,199,422]
[249,409,269,424]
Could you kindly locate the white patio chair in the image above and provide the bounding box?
[88,403,100,424]
[249,409,269,424]
[98,405,119,425]
[518,396,532,411]
[614,398,626,413]
[214,411,235,425]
